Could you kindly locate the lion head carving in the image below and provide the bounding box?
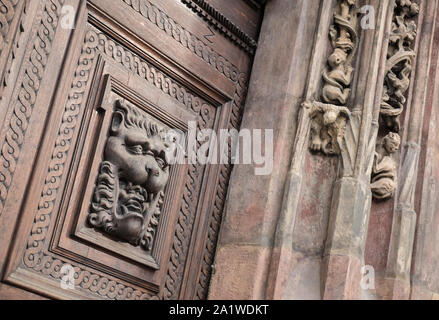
[88,100,176,251]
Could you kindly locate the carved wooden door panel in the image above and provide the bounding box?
[0,0,263,299]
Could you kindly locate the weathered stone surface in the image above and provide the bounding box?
[211,0,439,301]
[209,245,270,299]
[209,0,322,299]
[322,254,362,300]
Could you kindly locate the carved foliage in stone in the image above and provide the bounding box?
[306,0,358,155]
[381,0,419,132]
[88,100,176,251]
[372,0,419,200]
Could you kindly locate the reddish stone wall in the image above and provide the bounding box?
[286,154,339,299]
[210,0,439,301]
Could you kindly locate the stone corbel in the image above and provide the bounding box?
[305,0,359,156]
[304,101,351,155]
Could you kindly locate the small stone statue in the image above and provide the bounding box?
[305,101,351,155]
[306,0,357,156]
[371,132,401,200]
[322,48,354,105]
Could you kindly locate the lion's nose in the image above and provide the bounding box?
[145,162,160,177]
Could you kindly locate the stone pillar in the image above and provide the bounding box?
[410,2,439,299]
[383,0,438,300]
[208,0,323,299]
[321,0,393,300]
[210,0,437,300]
[210,0,393,300]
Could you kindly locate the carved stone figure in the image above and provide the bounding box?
[306,101,351,155]
[88,100,176,251]
[372,0,419,201]
[322,0,357,106]
[322,48,354,105]
[381,63,412,132]
[306,0,358,156]
[371,132,401,200]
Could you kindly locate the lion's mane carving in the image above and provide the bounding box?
[88,100,175,251]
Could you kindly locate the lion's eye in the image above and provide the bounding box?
[128,145,143,155]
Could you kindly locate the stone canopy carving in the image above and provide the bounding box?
[371,0,419,200]
[88,100,177,251]
[305,0,358,155]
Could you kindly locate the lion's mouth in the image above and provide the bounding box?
[119,183,147,217]
[122,198,143,215]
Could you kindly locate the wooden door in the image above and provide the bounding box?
[0,0,263,300]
